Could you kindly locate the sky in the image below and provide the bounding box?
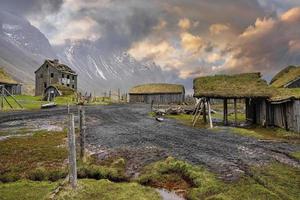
[1,0,300,81]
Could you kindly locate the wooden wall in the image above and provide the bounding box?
[129,93,184,104]
[248,99,300,133]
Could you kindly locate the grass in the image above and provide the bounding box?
[0,180,58,200]
[270,65,300,88]
[166,113,210,129]
[0,130,68,182]
[56,179,161,200]
[137,157,300,200]
[129,83,184,94]
[0,68,17,84]
[290,152,300,160]
[230,126,300,143]
[2,95,46,110]
[193,72,275,98]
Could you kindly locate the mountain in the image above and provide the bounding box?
[56,40,165,94]
[0,10,166,95]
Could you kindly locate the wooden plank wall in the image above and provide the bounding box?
[129,93,184,104]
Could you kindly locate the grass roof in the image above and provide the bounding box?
[193,73,275,98]
[270,88,300,102]
[50,84,75,96]
[129,83,185,94]
[270,66,300,88]
[0,68,18,84]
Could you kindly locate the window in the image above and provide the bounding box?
[62,74,64,78]
[72,85,75,89]
[67,75,70,79]
[51,73,54,78]
[67,84,70,87]
[62,83,64,85]
[44,82,47,88]
[72,76,75,80]
[40,74,43,78]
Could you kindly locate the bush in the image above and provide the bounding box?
[28,167,48,181]
[0,173,20,183]
[48,169,67,182]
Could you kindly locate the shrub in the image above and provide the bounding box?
[48,169,67,182]
[28,167,48,181]
[0,173,20,183]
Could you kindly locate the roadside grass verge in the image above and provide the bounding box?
[137,157,300,200]
[0,130,68,182]
[56,179,161,200]
[229,126,300,143]
[166,113,300,143]
[0,180,58,200]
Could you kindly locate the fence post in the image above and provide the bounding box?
[79,107,86,160]
[68,114,77,189]
[118,88,120,102]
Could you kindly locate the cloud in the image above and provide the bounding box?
[209,24,230,35]
[222,7,300,75]
[180,32,204,54]
[178,18,191,30]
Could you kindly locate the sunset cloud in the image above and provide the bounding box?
[178,18,191,30]
[209,24,230,35]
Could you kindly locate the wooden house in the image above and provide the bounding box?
[129,83,185,104]
[0,68,21,95]
[35,59,77,97]
[193,71,300,133]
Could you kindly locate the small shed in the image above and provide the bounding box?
[193,73,274,126]
[0,68,21,95]
[43,84,76,101]
[129,83,185,104]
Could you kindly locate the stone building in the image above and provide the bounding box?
[35,59,77,96]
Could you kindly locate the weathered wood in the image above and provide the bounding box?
[203,100,207,123]
[68,114,77,189]
[79,107,86,160]
[234,98,237,126]
[118,88,120,102]
[223,99,228,125]
[193,101,204,127]
[207,99,213,128]
[192,100,202,123]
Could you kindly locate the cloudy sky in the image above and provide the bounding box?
[2,0,300,80]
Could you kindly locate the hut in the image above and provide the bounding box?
[193,73,274,127]
[129,83,185,104]
[43,84,76,101]
[0,68,22,95]
[193,71,300,133]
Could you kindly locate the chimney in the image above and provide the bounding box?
[53,59,59,64]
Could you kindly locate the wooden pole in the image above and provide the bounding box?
[192,100,201,122]
[1,86,4,110]
[207,99,213,128]
[203,99,207,123]
[234,98,237,126]
[193,100,204,127]
[79,107,86,160]
[68,114,77,189]
[118,88,120,103]
[223,99,228,125]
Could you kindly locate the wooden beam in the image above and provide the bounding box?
[193,101,203,127]
[192,100,201,123]
[203,100,207,123]
[68,114,77,189]
[234,98,237,126]
[207,99,213,128]
[223,99,228,126]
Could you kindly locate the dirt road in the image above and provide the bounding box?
[1,104,299,180]
[84,104,300,180]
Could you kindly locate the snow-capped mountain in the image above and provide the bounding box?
[56,40,165,93]
[0,10,166,94]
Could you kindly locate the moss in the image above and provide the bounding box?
[193,73,275,98]
[271,65,300,88]
[229,126,300,142]
[130,83,184,94]
[0,130,68,181]
[0,180,57,200]
[138,158,300,200]
[0,68,18,84]
[56,179,161,200]
[290,152,300,160]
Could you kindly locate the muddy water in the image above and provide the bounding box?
[156,189,185,200]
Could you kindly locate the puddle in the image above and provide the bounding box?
[156,189,185,200]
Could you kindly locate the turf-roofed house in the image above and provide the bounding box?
[268,66,300,132]
[0,68,22,95]
[129,83,185,104]
[35,59,77,100]
[193,71,300,133]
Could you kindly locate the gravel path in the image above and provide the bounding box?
[1,104,299,180]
